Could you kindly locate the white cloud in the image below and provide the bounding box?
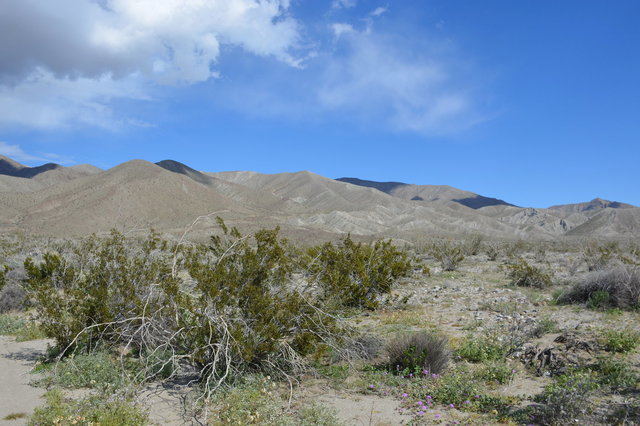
[370,7,387,17]
[0,141,71,164]
[332,0,357,9]
[0,0,302,128]
[317,28,482,134]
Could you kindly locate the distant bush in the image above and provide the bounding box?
[485,244,500,261]
[560,266,640,310]
[387,332,449,375]
[463,234,484,256]
[582,241,619,271]
[306,235,414,309]
[430,241,464,271]
[505,258,552,288]
[0,282,26,313]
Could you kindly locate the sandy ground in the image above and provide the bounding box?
[0,336,51,425]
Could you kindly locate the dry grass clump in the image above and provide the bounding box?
[387,332,449,375]
[0,282,26,313]
[560,266,640,310]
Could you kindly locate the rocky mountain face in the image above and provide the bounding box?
[0,156,636,240]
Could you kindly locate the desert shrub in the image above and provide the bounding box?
[387,332,449,375]
[560,266,640,310]
[23,230,178,352]
[532,316,558,338]
[296,404,342,426]
[474,361,515,385]
[23,224,352,396]
[305,235,413,309]
[429,241,464,271]
[0,265,7,292]
[485,244,500,261]
[463,234,484,256]
[583,241,619,271]
[456,335,507,363]
[591,358,639,389]
[600,329,640,353]
[29,389,147,426]
[531,370,599,426]
[0,282,27,313]
[505,258,552,288]
[0,314,25,335]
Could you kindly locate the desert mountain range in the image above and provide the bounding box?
[0,155,637,241]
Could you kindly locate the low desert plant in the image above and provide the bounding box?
[485,244,500,261]
[455,334,507,363]
[583,241,619,271]
[29,389,147,426]
[560,266,640,310]
[387,332,449,375]
[505,258,552,288]
[591,357,639,389]
[474,361,515,385]
[600,329,640,353]
[430,241,464,271]
[531,370,599,426]
[532,316,559,338]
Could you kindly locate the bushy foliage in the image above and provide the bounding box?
[429,241,464,271]
[505,258,552,288]
[583,241,619,271]
[600,329,640,353]
[455,334,507,363]
[25,221,400,395]
[386,332,449,375]
[560,266,640,310]
[485,243,500,261]
[531,371,599,426]
[463,234,484,256]
[305,235,413,309]
[29,389,147,426]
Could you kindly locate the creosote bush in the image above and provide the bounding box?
[429,241,464,271]
[305,234,413,309]
[23,219,413,398]
[560,266,640,310]
[505,258,552,288]
[387,332,449,375]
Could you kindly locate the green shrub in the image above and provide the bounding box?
[474,361,515,385]
[456,335,507,363]
[591,358,639,389]
[386,332,449,375]
[505,258,551,288]
[0,314,25,335]
[42,352,127,391]
[306,235,413,309]
[587,290,610,310]
[29,389,147,426]
[531,370,599,426]
[532,317,558,338]
[600,329,640,353]
[430,241,464,271]
[427,368,482,407]
[583,241,618,271]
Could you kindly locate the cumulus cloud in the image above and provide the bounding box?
[0,0,302,128]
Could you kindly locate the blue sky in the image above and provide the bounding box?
[1,0,639,207]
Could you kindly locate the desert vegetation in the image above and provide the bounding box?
[1,230,639,425]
